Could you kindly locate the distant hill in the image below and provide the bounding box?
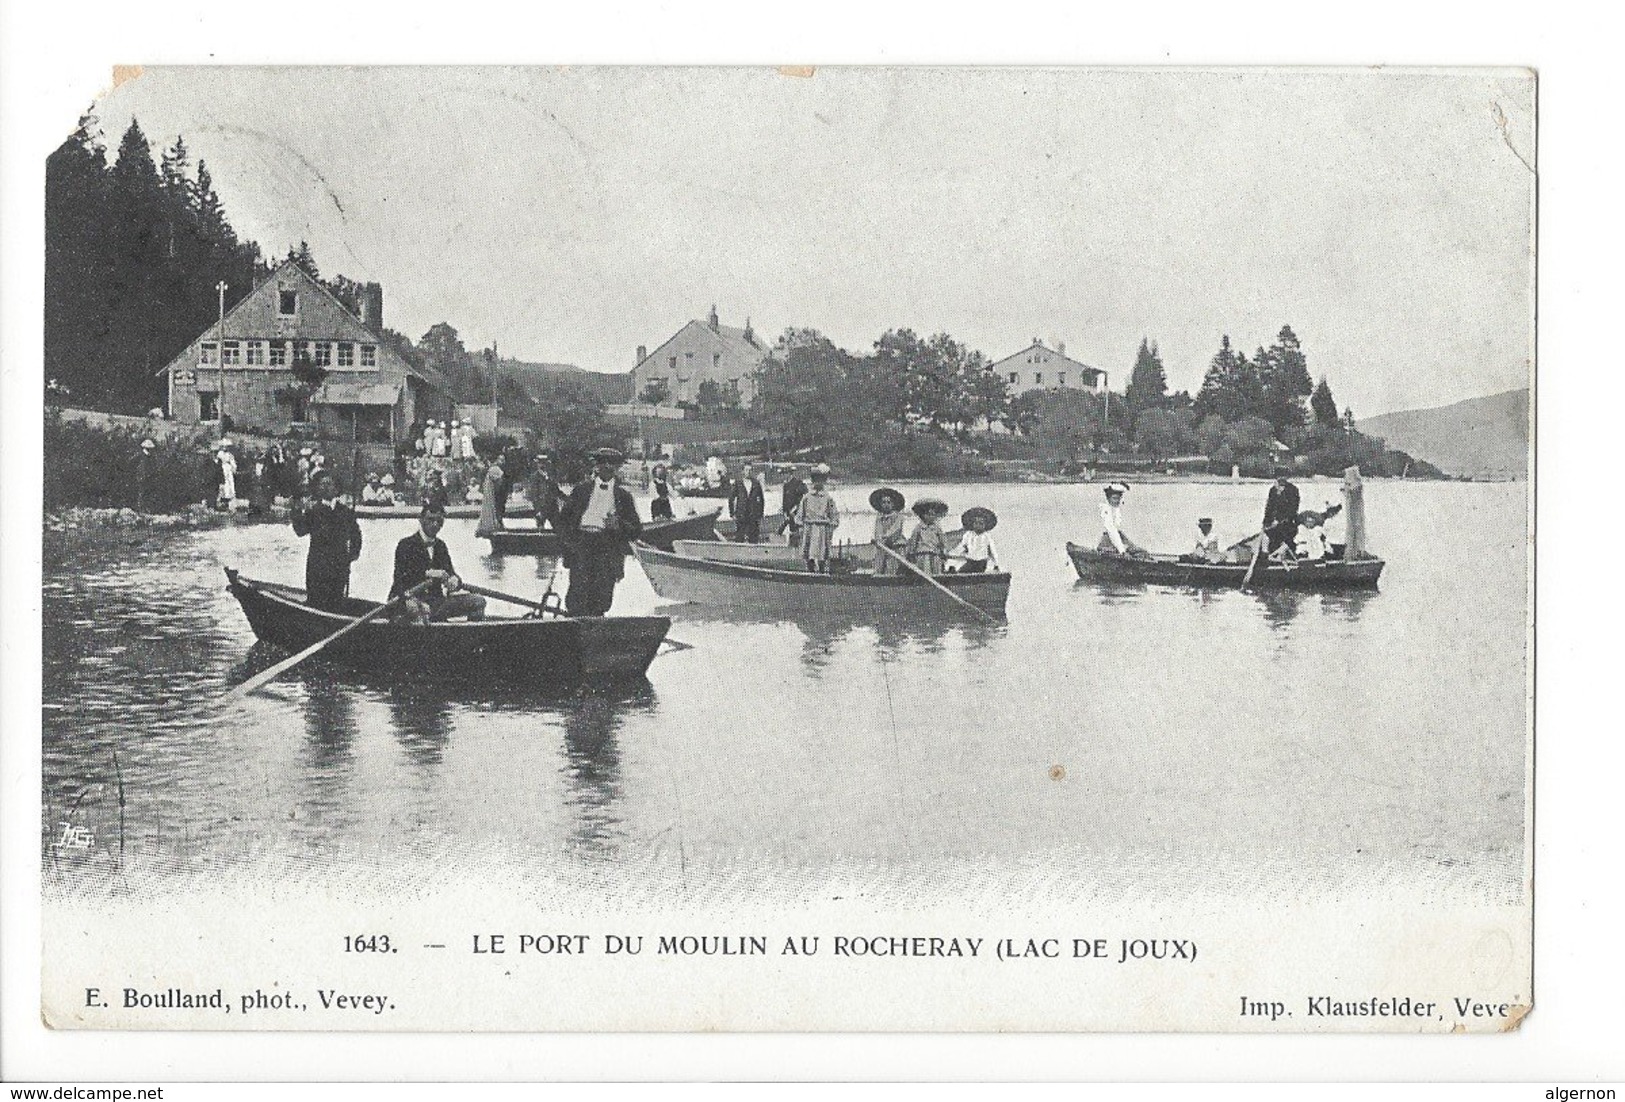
[496,358,633,405]
[1358,388,1530,477]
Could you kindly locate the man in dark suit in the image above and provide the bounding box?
[528,452,565,530]
[390,503,486,624]
[558,447,643,617]
[779,469,808,546]
[1263,469,1302,555]
[291,470,363,611]
[727,463,767,543]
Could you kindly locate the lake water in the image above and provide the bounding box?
[42,479,1529,909]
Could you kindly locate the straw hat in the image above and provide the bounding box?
[869,487,905,512]
[380,474,395,486]
[961,506,998,531]
[590,446,625,464]
[912,496,949,519]
[1103,482,1129,497]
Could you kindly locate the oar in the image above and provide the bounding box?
[458,581,695,652]
[222,582,429,703]
[873,542,1001,625]
[1240,534,1265,589]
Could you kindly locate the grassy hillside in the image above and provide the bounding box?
[1358,388,1529,477]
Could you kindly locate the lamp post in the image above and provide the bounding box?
[215,280,228,434]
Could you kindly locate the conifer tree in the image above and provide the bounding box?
[1311,376,1339,427]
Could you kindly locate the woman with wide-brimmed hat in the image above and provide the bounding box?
[905,496,951,574]
[948,506,1000,573]
[1096,482,1148,558]
[869,487,907,575]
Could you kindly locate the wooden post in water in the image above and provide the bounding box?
[1342,466,1370,559]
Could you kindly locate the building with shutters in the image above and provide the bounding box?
[630,305,769,409]
[160,259,453,443]
[987,338,1105,397]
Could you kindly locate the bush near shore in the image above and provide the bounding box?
[44,410,219,513]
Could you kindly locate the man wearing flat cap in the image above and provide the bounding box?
[559,447,642,616]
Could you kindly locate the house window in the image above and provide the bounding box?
[1034,372,1043,385]
[713,352,722,369]
[337,342,354,368]
[246,341,265,366]
[360,344,377,368]
[279,290,297,316]
[200,342,217,364]
[1058,372,1066,386]
[221,341,241,366]
[294,340,311,364]
[1008,372,1018,384]
[314,341,332,367]
[198,392,219,421]
[668,356,677,370]
[269,341,288,367]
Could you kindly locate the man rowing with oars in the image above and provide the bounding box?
[390,503,486,625]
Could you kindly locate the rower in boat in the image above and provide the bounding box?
[1182,517,1225,564]
[1097,483,1151,559]
[649,464,675,521]
[558,446,643,616]
[291,470,363,611]
[905,497,951,574]
[391,503,486,625]
[870,487,907,576]
[947,507,999,574]
[1263,469,1301,556]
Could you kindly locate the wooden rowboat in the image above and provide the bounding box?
[632,543,1010,617]
[713,512,787,540]
[225,569,670,679]
[355,502,532,520]
[484,508,725,556]
[1065,544,1384,590]
[671,538,873,570]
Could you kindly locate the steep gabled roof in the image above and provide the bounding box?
[989,340,1103,376]
[637,318,769,370]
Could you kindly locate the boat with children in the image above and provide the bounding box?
[632,543,1011,618]
[225,569,671,680]
[483,507,724,555]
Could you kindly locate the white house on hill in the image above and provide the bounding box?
[631,305,769,408]
[988,338,1105,396]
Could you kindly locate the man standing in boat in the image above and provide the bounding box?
[779,467,808,546]
[528,451,565,530]
[559,446,643,616]
[1263,468,1302,555]
[291,469,363,611]
[390,502,486,624]
[728,463,767,543]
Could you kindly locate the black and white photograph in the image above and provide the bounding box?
[28,62,1534,1037]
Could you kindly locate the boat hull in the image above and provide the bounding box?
[633,544,1010,617]
[226,571,670,679]
[485,508,724,555]
[713,512,787,540]
[671,538,876,570]
[1065,543,1384,590]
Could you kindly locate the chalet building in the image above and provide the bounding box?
[161,260,453,443]
[987,338,1105,397]
[631,305,769,408]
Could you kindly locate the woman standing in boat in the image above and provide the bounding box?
[870,488,907,575]
[793,465,840,572]
[905,497,951,574]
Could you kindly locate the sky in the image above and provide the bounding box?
[87,66,1534,417]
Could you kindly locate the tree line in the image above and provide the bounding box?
[745,324,1438,478]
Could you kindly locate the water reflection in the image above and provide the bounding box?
[386,686,454,768]
[561,691,630,857]
[666,604,1001,676]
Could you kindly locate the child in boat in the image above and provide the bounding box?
[870,487,907,575]
[905,498,950,574]
[793,465,840,572]
[947,507,999,573]
[1181,517,1225,564]
[1294,510,1330,561]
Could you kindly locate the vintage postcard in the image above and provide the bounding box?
[37,65,1533,1033]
